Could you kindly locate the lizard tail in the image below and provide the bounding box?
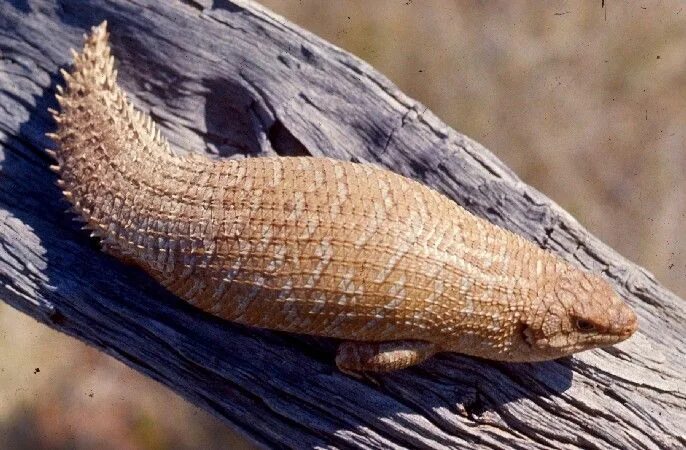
[47,21,172,163]
[45,21,176,253]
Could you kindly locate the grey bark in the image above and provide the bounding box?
[0,1,684,449]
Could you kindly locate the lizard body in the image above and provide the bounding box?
[48,23,637,372]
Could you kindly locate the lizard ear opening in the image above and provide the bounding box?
[520,320,552,348]
[521,324,537,347]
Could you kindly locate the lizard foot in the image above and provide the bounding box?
[335,340,437,373]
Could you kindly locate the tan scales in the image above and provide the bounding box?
[47,22,637,372]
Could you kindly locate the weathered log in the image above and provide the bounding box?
[0,1,683,448]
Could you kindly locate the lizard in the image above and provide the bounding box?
[46,22,638,373]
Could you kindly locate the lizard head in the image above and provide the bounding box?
[517,268,638,361]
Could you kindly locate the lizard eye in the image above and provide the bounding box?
[575,318,596,332]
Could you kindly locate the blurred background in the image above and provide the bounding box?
[2,1,684,448]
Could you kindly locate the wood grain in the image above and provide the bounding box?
[0,1,684,448]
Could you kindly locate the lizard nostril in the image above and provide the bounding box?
[626,320,638,335]
[619,308,638,337]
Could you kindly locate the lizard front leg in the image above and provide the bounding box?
[335,340,437,373]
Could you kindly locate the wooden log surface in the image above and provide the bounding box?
[0,1,684,448]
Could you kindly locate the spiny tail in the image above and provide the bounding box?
[47,20,171,163]
[45,21,173,250]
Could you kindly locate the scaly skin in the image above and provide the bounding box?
[47,22,637,372]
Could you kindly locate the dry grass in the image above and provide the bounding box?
[2,1,684,448]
